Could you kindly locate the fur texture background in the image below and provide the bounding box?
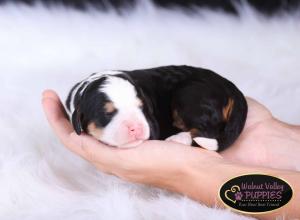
[0,1,299,219]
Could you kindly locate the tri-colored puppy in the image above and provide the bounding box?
[65,65,247,151]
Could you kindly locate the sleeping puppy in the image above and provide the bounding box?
[65,65,247,151]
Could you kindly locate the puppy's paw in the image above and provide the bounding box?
[193,137,219,151]
[166,132,192,145]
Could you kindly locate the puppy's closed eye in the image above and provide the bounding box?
[103,102,117,120]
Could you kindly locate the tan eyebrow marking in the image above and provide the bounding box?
[172,110,187,130]
[87,122,103,138]
[223,98,234,121]
[190,128,200,138]
[104,102,116,113]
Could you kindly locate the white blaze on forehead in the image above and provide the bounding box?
[79,70,122,95]
[98,75,150,147]
[68,70,122,114]
[100,76,139,109]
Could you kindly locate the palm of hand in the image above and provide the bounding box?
[41,90,222,183]
[220,97,273,165]
[121,97,290,172]
[121,97,283,171]
[42,90,299,176]
[221,98,300,171]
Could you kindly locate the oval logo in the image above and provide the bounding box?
[219,174,293,214]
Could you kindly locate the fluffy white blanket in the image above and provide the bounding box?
[0,2,299,219]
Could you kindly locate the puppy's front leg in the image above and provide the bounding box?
[166,132,219,151]
[165,132,193,146]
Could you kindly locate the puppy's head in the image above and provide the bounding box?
[72,75,152,147]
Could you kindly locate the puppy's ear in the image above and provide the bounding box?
[71,107,82,135]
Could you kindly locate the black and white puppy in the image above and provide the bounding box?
[65,65,247,151]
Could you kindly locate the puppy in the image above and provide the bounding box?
[65,65,247,151]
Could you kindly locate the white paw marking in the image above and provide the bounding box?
[193,137,219,151]
[166,132,192,145]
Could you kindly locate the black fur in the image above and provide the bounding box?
[124,65,247,151]
[66,65,247,151]
[2,0,299,16]
[69,76,116,135]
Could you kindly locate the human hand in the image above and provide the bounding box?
[42,90,300,219]
[42,88,300,189]
[221,98,300,171]
[41,90,223,189]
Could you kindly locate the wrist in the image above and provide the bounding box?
[170,150,229,205]
[167,151,300,219]
[175,154,265,206]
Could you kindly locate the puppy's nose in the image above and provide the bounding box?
[124,122,143,138]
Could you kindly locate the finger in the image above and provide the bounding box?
[244,97,273,129]
[69,132,120,168]
[42,90,120,169]
[42,90,124,173]
[42,89,69,119]
[42,89,59,100]
[42,90,74,142]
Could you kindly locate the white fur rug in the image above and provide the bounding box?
[0,1,299,219]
